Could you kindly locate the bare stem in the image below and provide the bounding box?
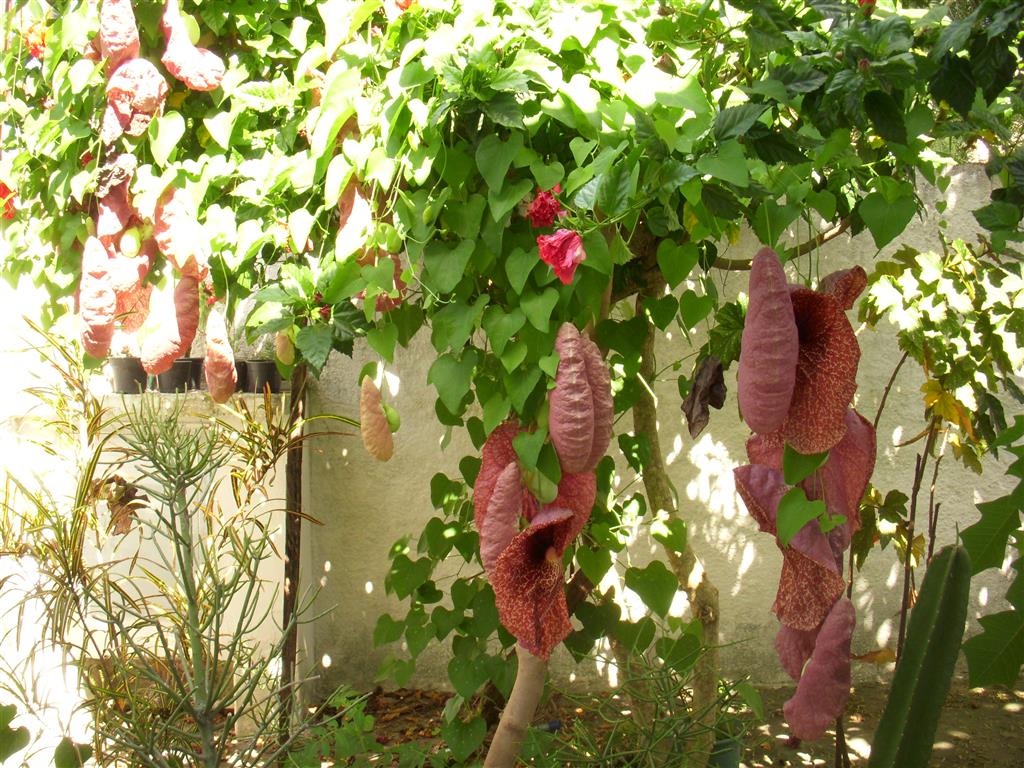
[873,351,910,431]
[483,646,548,768]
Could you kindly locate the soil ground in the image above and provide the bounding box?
[363,680,1024,766]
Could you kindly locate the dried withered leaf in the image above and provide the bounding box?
[80,237,117,359]
[203,309,236,404]
[93,475,148,535]
[737,247,799,435]
[681,355,726,439]
[360,377,393,461]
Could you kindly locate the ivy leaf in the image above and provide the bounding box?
[695,140,749,187]
[441,717,486,763]
[367,323,398,363]
[963,610,1024,687]
[481,307,526,357]
[373,614,404,646]
[149,111,185,166]
[624,561,678,618]
[475,133,523,190]
[679,290,715,330]
[612,617,657,653]
[423,239,474,294]
[656,633,702,674]
[428,350,477,414]
[488,178,533,222]
[505,247,537,295]
[777,487,827,547]
[575,547,612,585]
[656,240,699,289]
[0,704,29,763]
[295,325,334,375]
[54,738,92,768]
[782,444,830,485]
[643,294,679,331]
[520,287,559,332]
[859,192,917,250]
[651,515,688,554]
[447,655,488,699]
[386,555,432,599]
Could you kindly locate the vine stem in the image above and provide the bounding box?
[873,351,910,431]
[483,646,548,768]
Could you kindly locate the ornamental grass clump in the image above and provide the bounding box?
[733,247,875,741]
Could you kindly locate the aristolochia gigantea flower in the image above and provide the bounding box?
[537,229,586,285]
[161,0,225,91]
[204,310,237,404]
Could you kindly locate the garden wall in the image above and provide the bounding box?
[303,162,1022,695]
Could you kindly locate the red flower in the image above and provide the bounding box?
[858,0,875,17]
[24,22,46,59]
[526,185,564,228]
[0,183,16,220]
[537,229,586,285]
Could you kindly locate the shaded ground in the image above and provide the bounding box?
[362,680,1024,766]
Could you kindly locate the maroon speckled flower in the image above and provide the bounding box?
[733,463,846,631]
[737,249,865,454]
[537,229,586,285]
[491,507,575,660]
[526,185,564,228]
[783,598,855,740]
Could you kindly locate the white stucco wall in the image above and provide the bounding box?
[303,163,1022,695]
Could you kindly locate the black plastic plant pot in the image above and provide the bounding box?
[156,359,193,394]
[244,360,280,393]
[110,356,148,394]
[185,356,204,390]
[234,360,249,392]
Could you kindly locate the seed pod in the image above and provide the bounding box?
[160,0,225,91]
[275,332,295,365]
[203,309,236,403]
[360,377,393,461]
[549,323,613,474]
[80,237,117,359]
[99,0,139,76]
[737,248,799,435]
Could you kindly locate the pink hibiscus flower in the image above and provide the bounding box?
[526,185,564,228]
[537,229,586,285]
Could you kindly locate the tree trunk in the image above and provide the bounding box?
[483,646,548,768]
[634,286,721,767]
[279,363,307,739]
